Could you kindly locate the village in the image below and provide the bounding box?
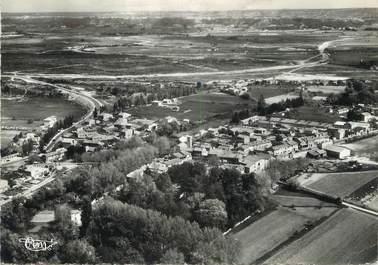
[1,76,378,206]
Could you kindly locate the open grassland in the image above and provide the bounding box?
[1,31,326,76]
[284,105,339,123]
[249,85,293,100]
[233,206,337,264]
[299,170,378,198]
[306,85,346,94]
[264,208,378,264]
[1,97,85,121]
[341,135,378,157]
[1,97,86,147]
[129,92,251,122]
[297,63,378,81]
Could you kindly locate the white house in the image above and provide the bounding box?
[70,209,82,226]
[25,165,49,179]
[44,148,67,163]
[43,116,57,128]
[361,112,373,122]
[241,155,270,173]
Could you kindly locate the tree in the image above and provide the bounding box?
[257,94,266,115]
[194,199,227,229]
[60,239,96,263]
[21,139,34,156]
[155,136,170,155]
[347,109,363,121]
[160,248,185,264]
[93,107,98,118]
[231,111,240,124]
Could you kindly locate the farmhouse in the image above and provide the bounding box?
[25,165,49,179]
[241,154,270,173]
[0,179,9,193]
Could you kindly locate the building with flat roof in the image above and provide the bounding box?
[323,145,351,159]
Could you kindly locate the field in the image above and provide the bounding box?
[232,206,337,264]
[1,32,325,76]
[248,85,293,100]
[298,170,378,198]
[129,92,252,122]
[264,208,378,264]
[272,194,337,207]
[1,97,86,147]
[284,105,339,123]
[306,85,346,94]
[1,97,86,121]
[341,135,378,158]
[265,93,299,104]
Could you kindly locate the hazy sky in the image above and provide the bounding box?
[2,0,378,12]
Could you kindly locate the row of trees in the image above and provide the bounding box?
[257,94,305,116]
[39,115,74,151]
[230,94,305,124]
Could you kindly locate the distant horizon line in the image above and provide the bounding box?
[2,7,378,13]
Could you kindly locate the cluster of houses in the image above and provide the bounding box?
[213,77,348,97]
[151,98,181,112]
[169,112,376,174]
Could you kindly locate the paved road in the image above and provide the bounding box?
[3,61,323,81]
[341,201,378,217]
[0,171,56,207]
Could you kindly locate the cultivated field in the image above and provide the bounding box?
[264,208,378,264]
[298,170,378,198]
[272,194,337,207]
[233,206,337,264]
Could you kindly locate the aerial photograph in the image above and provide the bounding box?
[1,0,377,264]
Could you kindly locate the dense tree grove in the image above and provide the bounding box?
[167,162,272,227]
[88,199,239,264]
[326,79,378,106]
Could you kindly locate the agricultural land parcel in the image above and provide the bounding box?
[232,206,337,264]
[297,170,378,198]
[264,208,378,264]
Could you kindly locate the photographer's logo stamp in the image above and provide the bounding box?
[19,237,58,252]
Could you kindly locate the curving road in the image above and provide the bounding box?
[6,75,103,152]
